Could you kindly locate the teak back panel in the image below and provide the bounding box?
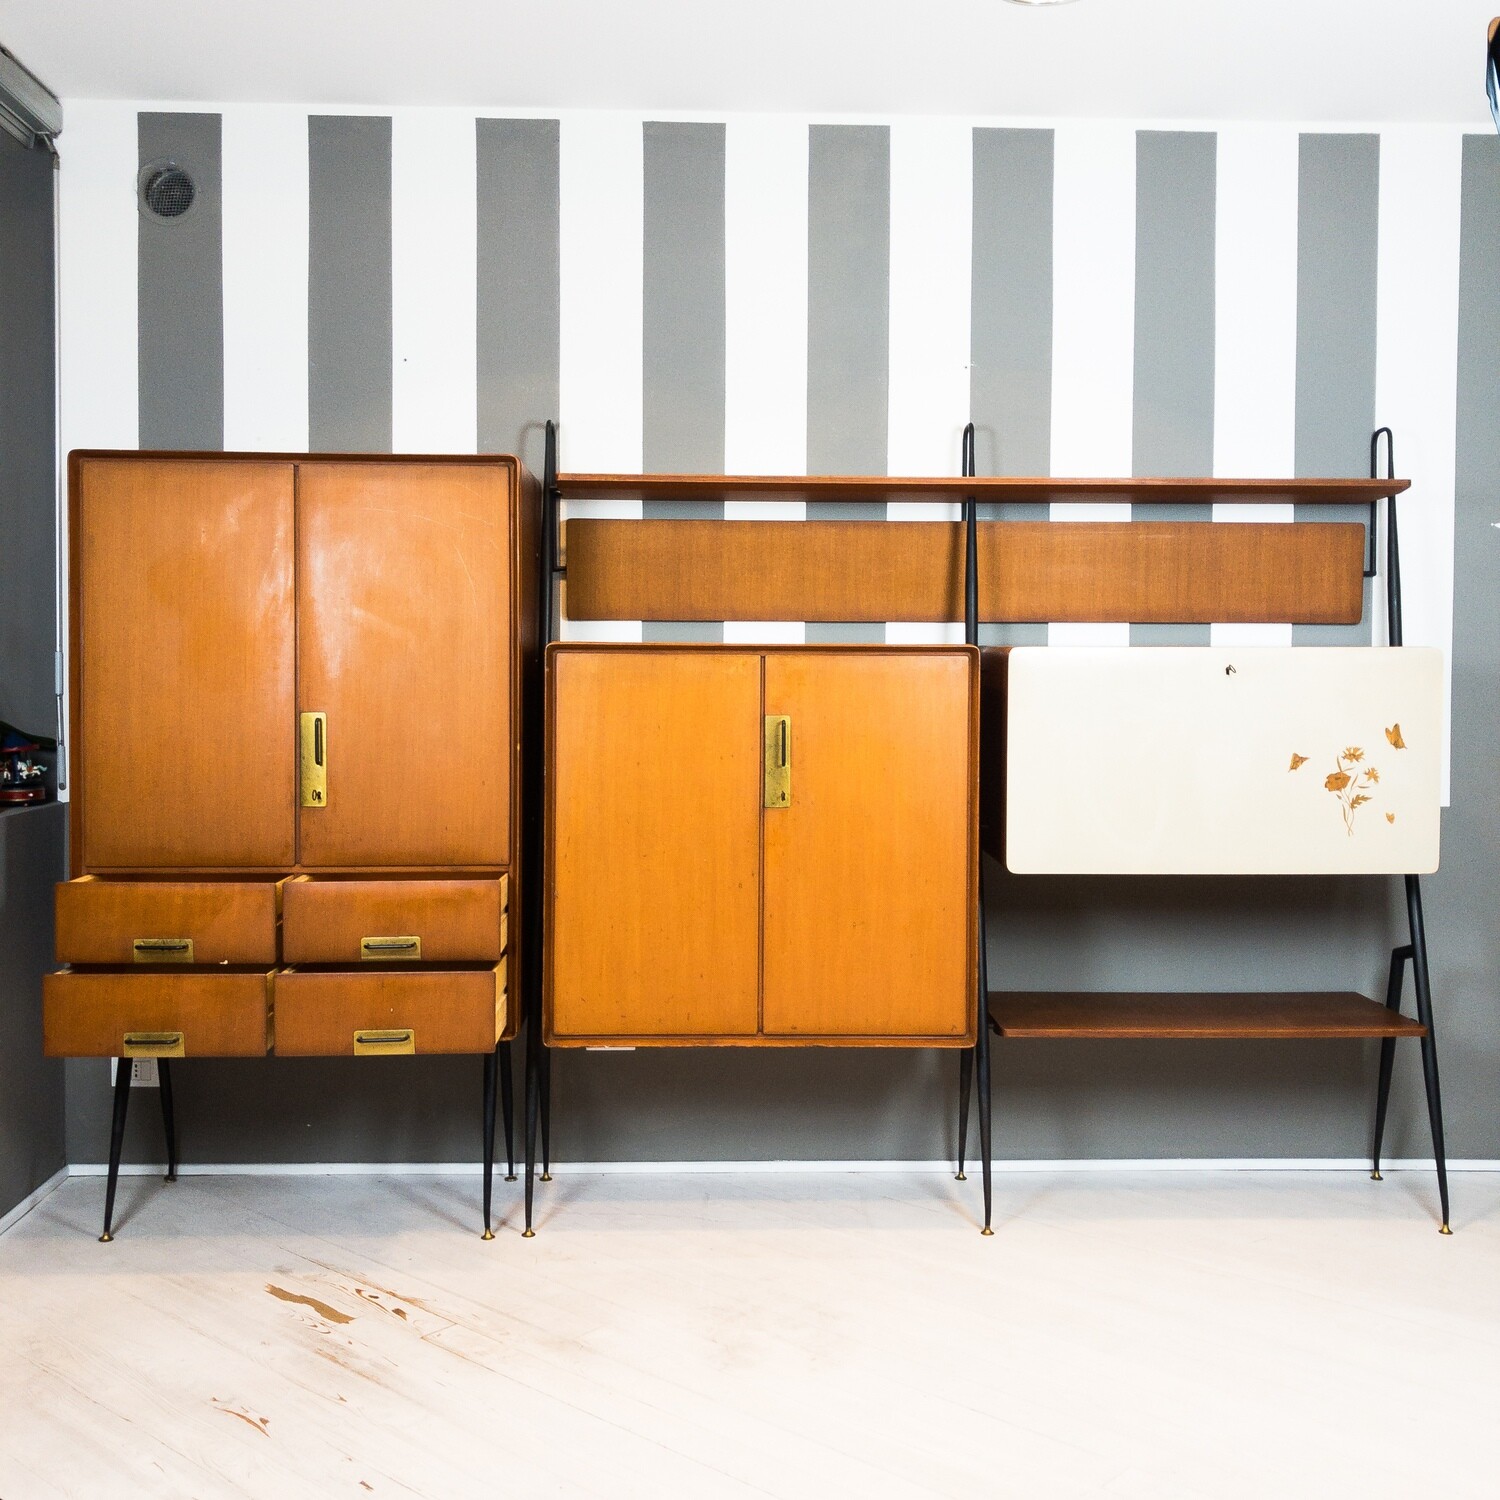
[761,652,974,1038]
[296,463,511,868]
[75,457,297,869]
[563,519,1366,625]
[548,650,761,1040]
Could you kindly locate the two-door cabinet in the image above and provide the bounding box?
[45,452,539,1239]
[546,644,978,1046]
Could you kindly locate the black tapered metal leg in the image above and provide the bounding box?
[1406,875,1452,1233]
[158,1057,178,1184]
[975,884,993,1235]
[481,1047,498,1239]
[955,1047,974,1181]
[539,1044,553,1182]
[100,1060,132,1242]
[522,1016,540,1237]
[499,1040,516,1181]
[1370,944,1412,1181]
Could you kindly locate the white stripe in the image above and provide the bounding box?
[391,109,477,453]
[1212,126,1299,646]
[887,118,971,484]
[725,118,808,476]
[1049,124,1134,646]
[1375,127,1462,805]
[57,100,140,801]
[559,113,643,474]
[221,107,309,452]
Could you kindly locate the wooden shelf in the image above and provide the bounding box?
[991,992,1427,1040]
[556,474,1409,506]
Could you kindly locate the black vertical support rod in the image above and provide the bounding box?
[158,1056,178,1183]
[523,419,560,1238]
[481,1045,498,1239]
[1368,426,1450,1232]
[500,1038,516,1181]
[960,422,994,1234]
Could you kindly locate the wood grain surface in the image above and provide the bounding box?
[296,462,512,869]
[54,877,281,966]
[761,652,975,1040]
[42,969,274,1057]
[547,649,762,1042]
[281,877,507,964]
[563,519,1366,624]
[73,457,298,870]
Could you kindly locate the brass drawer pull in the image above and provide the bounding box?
[133,938,194,964]
[353,1028,415,1055]
[123,1031,184,1057]
[299,712,327,808]
[360,935,422,962]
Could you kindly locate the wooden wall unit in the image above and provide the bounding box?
[545,645,978,1048]
[49,451,539,1237]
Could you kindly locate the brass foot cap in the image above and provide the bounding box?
[1440,1223,1453,1235]
[521,1227,536,1239]
[98,1232,113,1244]
[165,1173,177,1184]
[540,1172,553,1182]
[1370,1170,1383,1181]
[505,1174,517,1182]
[955,1172,967,1181]
[980,1226,995,1237]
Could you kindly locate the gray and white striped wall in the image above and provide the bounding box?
[55,104,1500,1170]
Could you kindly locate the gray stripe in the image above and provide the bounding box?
[477,118,558,478]
[971,130,1052,645]
[138,113,223,450]
[1132,131,1217,644]
[641,123,726,643]
[1294,133,1378,645]
[643,122,725,480]
[309,116,392,452]
[807,125,889,483]
[971,128,1053,479]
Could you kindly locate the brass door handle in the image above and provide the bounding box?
[764,715,791,808]
[299,712,327,808]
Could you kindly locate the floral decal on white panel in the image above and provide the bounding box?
[1288,724,1407,836]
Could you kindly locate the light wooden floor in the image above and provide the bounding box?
[1,1168,1497,1499]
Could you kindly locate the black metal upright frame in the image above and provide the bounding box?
[1366,426,1451,1232]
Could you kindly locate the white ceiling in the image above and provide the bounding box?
[2,0,1497,125]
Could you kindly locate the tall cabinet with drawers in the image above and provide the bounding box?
[44,452,538,1240]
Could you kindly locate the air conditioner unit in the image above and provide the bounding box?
[0,44,61,149]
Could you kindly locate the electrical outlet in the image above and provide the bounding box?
[130,1058,160,1088]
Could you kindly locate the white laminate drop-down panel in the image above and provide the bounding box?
[1004,647,1442,875]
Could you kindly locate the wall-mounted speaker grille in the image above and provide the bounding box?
[139,161,196,222]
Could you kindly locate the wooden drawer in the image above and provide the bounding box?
[281,876,507,964]
[54,877,281,966]
[999,646,1443,875]
[43,969,273,1057]
[272,962,507,1056]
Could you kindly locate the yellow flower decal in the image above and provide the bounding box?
[1325,770,1352,793]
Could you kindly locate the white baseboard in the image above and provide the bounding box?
[63,1158,1500,1178]
[0,1167,69,1234]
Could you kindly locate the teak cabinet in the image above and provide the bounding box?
[45,451,538,1237]
[545,645,979,1047]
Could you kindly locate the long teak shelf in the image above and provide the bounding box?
[991,992,1428,1040]
[556,474,1408,506]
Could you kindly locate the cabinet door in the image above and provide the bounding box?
[296,463,511,868]
[762,652,973,1038]
[548,650,761,1040]
[76,458,297,869]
